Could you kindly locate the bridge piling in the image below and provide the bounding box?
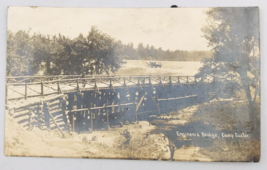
[57,80,60,94]
[105,91,110,130]
[106,105,109,130]
[25,82,27,100]
[72,112,75,132]
[156,95,161,115]
[41,82,44,96]
[90,110,93,132]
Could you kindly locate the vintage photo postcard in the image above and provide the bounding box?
[5,7,260,162]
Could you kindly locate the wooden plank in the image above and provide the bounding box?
[50,109,62,114]
[48,100,61,106]
[13,109,30,115]
[89,105,117,110]
[42,94,64,102]
[53,114,63,120]
[10,102,42,110]
[48,111,65,137]
[157,95,197,101]
[136,95,145,112]
[49,105,61,111]
[15,114,30,123]
[120,102,136,106]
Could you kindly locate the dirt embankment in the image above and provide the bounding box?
[6,98,259,162]
[5,113,171,160]
[5,103,211,161]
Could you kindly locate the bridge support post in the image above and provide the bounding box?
[25,82,27,100]
[176,95,179,113]
[57,80,60,94]
[81,93,86,132]
[106,89,113,131]
[41,82,44,96]
[106,107,109,130]
[123,77,126,87]
[75,93,82,132]
[72,112,75,132]
[169,76,172,86]
[90,110,93,132]
[156,95,161,115]
[167,97,170,116]
[71,94,77,132]
[88,92,93,132]
[62,96,71,133]
[134,103,137,123]
[43,102,51,130]
[182,84,186,97]
[39,104,45,130]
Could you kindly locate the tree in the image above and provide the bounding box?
[85,27,121,75]
[6,30,37,76]
[32,33,55,75]
[199,7,260,129]
[36,27,122,75]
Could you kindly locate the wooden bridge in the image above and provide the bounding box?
[6,75,214,100]
[6,75,215,135]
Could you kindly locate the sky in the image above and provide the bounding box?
[7,7,211,51]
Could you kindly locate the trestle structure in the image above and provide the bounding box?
[6,75,215,133]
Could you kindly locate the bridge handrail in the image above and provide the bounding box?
[6,75,198,84]
[6,75,217,101]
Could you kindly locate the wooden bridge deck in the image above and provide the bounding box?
[6,75,213,101]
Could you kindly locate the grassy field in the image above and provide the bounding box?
[115,60,202,76]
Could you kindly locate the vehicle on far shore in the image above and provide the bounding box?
[146,61,162,68]
[119,60,127,65]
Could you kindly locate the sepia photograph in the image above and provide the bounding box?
[4,7,260,162]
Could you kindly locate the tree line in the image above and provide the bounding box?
[7,27,121,76]
[119,43,212,61]
[6,27,212,76]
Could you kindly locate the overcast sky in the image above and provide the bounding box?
[7,7,211,51]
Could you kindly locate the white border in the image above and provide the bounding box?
[0,0,266,170]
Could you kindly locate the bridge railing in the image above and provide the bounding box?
[6,75,216,101]
[7,74,204,83]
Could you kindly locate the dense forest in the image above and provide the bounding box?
[119,43,212,61]
[6,27,212,76]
